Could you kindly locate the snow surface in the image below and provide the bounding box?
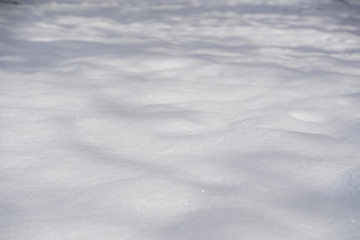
[1,0,360,239]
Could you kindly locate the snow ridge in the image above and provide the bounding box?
[1,0,360,240]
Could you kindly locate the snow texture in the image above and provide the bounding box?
[1,0,360,239]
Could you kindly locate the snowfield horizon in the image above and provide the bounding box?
[1,0,359,239]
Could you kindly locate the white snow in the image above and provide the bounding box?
[1,0,360,239]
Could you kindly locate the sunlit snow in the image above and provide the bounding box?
[1,0,360,239]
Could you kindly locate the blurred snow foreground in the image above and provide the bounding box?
[1,0,360,239]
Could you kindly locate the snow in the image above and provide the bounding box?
[1,0,360,239]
